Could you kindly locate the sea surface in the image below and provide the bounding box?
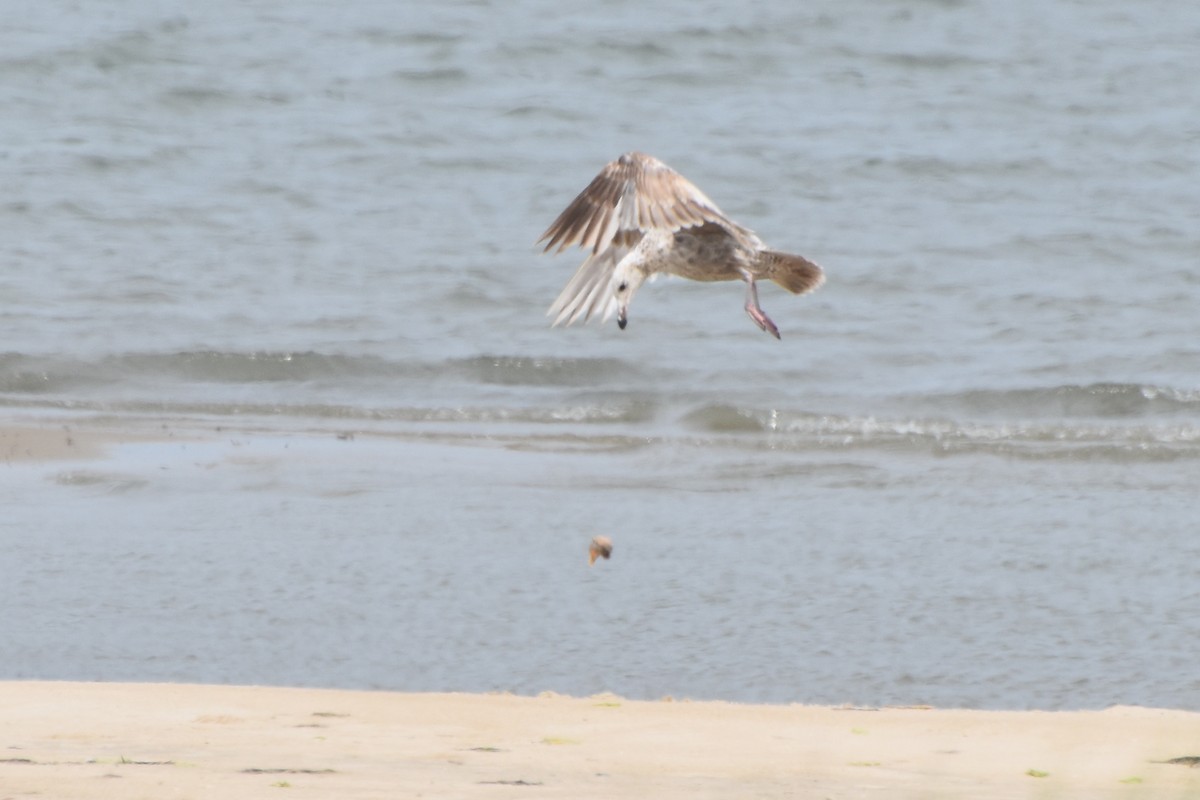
[2,0,1199,710]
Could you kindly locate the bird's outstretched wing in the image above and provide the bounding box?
[539,152,736,255]
[539,152,750,327]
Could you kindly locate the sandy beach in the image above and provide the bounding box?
[1,682,1198,799]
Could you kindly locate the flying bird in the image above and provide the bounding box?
[538,152,825,339]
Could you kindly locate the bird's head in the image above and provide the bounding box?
[612,265,648,330]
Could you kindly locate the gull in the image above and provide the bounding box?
[538,151,825,339]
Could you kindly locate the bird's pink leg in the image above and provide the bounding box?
[741,271,781,339]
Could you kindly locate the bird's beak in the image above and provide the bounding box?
[617,306,627,330]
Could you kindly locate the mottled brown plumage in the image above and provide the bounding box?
[539,152,824,338]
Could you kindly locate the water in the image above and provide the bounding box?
[2,0,1199,710]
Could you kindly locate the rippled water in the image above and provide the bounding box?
[2,0,1199,709]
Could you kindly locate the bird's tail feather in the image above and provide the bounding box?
[760,251,825,295]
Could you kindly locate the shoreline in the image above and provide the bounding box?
[2,681,1198,798]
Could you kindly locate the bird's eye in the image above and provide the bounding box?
[617,282,628,292]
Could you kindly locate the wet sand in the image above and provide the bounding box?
[2,682,1198,799]
[0,423,112,462]
[0,419,179,463]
